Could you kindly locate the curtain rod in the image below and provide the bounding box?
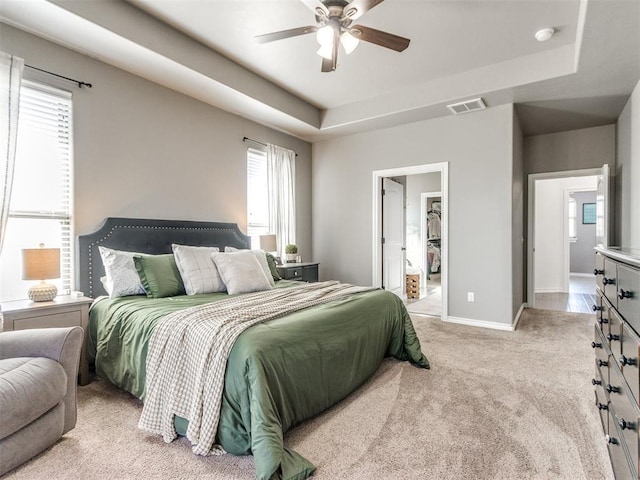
[242,136,298,157]
[25,65,92,89]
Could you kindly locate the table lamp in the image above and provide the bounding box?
[22,243,60,302]
[259,234,277,253]
[259,234,279,263]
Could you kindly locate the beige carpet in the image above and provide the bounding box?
[5,309,613,480]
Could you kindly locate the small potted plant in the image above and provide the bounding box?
[285,244,298,263]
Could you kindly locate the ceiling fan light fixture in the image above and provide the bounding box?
[340,31,359,54]
[317,44,333,59]
[316,24,335,46]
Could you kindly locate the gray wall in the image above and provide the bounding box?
[1,26,313,256]
[511,110,525,318]
[524,125,616,175]
[570,191,597,274]
[313,104,517,326]
[616,78,640,249]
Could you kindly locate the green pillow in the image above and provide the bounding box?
[266,252,282,281]
[133,254,185,298]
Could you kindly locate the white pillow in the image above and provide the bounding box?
[172,244,223,295]
[212,250,273,295]
[98,246,146,298]
[224,247,275,287]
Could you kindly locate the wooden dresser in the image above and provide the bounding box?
[593,247,640,480]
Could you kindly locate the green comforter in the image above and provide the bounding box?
[89,281,429,480]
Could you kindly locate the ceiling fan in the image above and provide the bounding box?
[255,0,410,72]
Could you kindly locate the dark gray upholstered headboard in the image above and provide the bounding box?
[76,217,251,298]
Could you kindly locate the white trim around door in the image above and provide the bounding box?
[372,162,449,321]
[527,167,603,308]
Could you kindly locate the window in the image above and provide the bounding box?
[568,197,577,242]
[0,81,73,301]
[247,147,269,239]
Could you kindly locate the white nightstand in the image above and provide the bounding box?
[0,295,93,385]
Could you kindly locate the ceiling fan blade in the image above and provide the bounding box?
[299,0,329,18]
[350,25,410,52]
[343,0,385,20]
[255,26,318,44]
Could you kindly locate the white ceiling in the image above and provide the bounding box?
[1,0,639,142]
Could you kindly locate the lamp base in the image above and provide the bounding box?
[28,281,58,302]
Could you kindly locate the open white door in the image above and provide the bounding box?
[596,164,609,247]
[382,178,405,296]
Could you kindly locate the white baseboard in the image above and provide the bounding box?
[512,303,526,330]
[444,316,515,331]
[534,288,567,294]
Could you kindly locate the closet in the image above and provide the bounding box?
[426,198,441,279]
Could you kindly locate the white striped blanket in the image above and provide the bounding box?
[138,280,376,456]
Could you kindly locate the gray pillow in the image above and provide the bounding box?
[212,250,273,295]
[98,246,146,298]
[224,247,275,287]
[172,244,223,294]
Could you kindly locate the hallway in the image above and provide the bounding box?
[534,274,597,314]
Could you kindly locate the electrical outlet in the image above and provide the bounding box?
[467,292,475,302]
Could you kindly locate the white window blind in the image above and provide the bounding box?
[247,147,269,238]
[0,81,73,301]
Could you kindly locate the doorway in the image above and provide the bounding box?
[372,163,448,320]
[527,166,608,311]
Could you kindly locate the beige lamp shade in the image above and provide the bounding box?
[22,245,60,302]
[259,234,277,252]
[22,246,60,280]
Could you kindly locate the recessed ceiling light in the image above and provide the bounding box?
[535,28,555,42]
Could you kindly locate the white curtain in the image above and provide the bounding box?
[0,52,23,256]
[266,144,296,257]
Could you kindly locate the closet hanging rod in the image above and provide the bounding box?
[25,65,92,89]
[242,136,298,157]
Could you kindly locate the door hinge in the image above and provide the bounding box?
[381,237,386,245]
[381,188,385,196]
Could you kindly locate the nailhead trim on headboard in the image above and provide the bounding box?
[77,219,251,298]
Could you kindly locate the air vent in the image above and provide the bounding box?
[447,97,486,115]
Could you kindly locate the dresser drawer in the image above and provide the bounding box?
[595,366,610,432]
[598,292,611,337]
[603,258,619,309]
[596,252,606,287]
[621,321,640,405]
[607,409,637,480]
[11,310,82,330]
[609,364,640,478]
[618,264,640,333]
[594,325,610,382]
[609,306,624,358]
[282,266,303,280]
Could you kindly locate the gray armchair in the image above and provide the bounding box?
[0,326,83,476]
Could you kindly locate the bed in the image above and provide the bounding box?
[78,217,429,480]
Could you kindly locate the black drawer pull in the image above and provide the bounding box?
[591,341,602,349]
[592,304,604,312]
[619,355,637,367]
[607,333,620,342]
[597,359,608,367]
[592,378,602,386]
[619,418,636,431]
[598,317,609,325]
[597,402,608,411]
[618,289,633,300]
[602,277,616,286]
[605,434,618,445]
[594,268,604,276]
[606,384,621,394]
